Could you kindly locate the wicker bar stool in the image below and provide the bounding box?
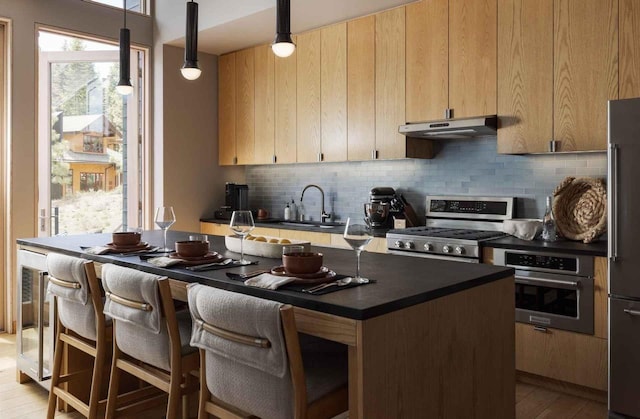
[187,284,348,419]
[46,253,110,419]
[101,263,199,419]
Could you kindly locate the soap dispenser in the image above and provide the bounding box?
[289,199,298,221]
[284,202,291,221]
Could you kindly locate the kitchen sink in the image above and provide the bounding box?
[279,221,344,229]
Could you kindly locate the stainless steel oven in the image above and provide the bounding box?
[493,248,594,335]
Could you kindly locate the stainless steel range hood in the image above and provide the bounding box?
[399,115,497,139]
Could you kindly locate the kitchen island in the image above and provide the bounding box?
[18,231,516,419]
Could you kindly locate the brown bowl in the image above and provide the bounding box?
[112,232,141,247]
[175,240,209,258]
[282,252,323,275]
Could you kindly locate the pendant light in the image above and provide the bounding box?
[116,0,133,95]
[272,0,295,57]
[181,0,202,80]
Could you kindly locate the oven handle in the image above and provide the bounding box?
[515,275,580,290]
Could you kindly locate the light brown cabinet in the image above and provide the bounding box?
[218,53,236,165]
[406,0,496,123]
[296,31,322,163]
[235,48,255,164]
[620,0,640,99]
[254,44,275,165]
[321,23,348,162]
[498,0,618,153]
[274,38,298,164]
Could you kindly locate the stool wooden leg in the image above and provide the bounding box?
[88,334,106,418]
[47,319,64,419]
[167,367,181,419]
[198,349,207,419]
[105,337,122,419]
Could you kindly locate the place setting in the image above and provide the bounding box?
[228,218,376,294]
[81,231,161,256]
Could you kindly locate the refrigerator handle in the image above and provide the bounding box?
[609,143,619,262]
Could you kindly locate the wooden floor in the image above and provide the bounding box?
[1,333,607,419]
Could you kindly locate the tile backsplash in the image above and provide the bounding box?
[245,137,607,223]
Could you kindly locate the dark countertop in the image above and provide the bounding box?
[18,230,513,321]
[485,235,607,257]
[200,217,389,237]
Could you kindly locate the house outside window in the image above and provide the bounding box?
[80,172,104,191]
[83,134,103,153]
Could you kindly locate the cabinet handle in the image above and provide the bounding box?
[317,152,324,162]
[233,156,238,165]
[444,108,452,119]
[624,308,640,317]
[533,326,548,333]
[549,140,558,152]
[272,155,277,164]
[371,149,379,160]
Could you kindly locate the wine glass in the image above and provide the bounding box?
[343,217,373,284]
[154,206,176,252]
[229,210,255,265]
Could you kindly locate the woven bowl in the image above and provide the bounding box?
[552,176,607,243]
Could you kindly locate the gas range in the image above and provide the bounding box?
[386,196,515,263]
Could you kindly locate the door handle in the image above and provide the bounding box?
[608,143,618,262]
[623,308,640,317]
[533,326,548,333]
[515,276,579,290]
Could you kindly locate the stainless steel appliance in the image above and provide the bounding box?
[386,195,514,263]
[17,249,54,389]
[493,248,594,334]
[399,115,497,139]
[608,97,640,419]
[214,183,249,220]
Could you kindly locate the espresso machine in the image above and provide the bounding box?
[367,187,419,233]
[214,183,249,220]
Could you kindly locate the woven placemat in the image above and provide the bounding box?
[552,176,607,243]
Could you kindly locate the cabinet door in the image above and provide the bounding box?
[254,45,275,164]
[321,23,347,162]
[235,48,255,164]
[554,0,618,151]
[274,37,297,164]
[347,15,375,161]
[375,7,406,160]
[497,0,553,154]
[297,31,322,163]
[218,53,236,165]
[620,0,640,99]
[406,0,448,122]
[449,0,497,118]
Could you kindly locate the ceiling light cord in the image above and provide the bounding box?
[181,0,202,80]
[272,0,296,57]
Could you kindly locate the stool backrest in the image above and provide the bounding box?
[46,253,101,341]
[188,284,298,419]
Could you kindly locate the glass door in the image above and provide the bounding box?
[37,30,144,236]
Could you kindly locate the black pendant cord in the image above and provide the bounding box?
[276,0,291,37]
[184,0,199,67]
[118,0,132,92]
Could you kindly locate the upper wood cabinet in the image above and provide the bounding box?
[274,37,297,164]
[254,44,275,164]
[218,53,236,165]
[497,0,553,154]
[235,48,255,164]
[498,0,618,153]
[347,16,376,161]
[619,0,640,99]
[406,0,496,122]
[321,23,348,162]
[296,31,321,163]
[375,7,406,160]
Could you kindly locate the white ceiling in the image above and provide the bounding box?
[163,0,418,55]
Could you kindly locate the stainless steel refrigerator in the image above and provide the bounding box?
[608,97,640,418]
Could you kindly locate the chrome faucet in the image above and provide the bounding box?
[300,184,331,223]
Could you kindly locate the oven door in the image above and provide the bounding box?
[514,269,594,335]
[387,249,479,263]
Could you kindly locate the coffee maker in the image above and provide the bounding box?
[214,183,249,220]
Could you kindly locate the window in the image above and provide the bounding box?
[83,134,103,153]
[80,173,104,191]
[85,0,146,14]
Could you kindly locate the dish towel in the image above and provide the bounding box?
[244,273,296,290]
[83,246,111,255]
[146,256,184,268]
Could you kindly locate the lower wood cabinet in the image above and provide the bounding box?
[515,323,607,391]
